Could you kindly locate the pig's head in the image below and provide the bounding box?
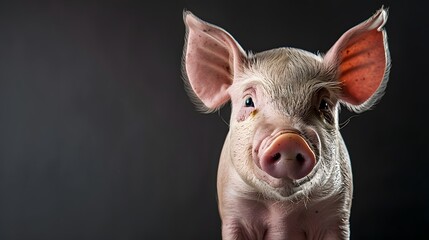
[182,9,390,200]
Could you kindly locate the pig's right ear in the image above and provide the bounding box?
[182,11,247,112]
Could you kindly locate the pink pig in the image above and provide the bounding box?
[182,8,390,240]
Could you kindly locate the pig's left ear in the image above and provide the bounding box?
[182,11,247,112]
[324,8,390,112]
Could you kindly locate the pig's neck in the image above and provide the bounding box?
[217,132,350,239]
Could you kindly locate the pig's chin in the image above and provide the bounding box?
[251,162,319,200]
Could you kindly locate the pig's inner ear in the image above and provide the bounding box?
[183,12,247,111]
[324,9,390,112]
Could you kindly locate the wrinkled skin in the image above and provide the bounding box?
[182,8,390,240]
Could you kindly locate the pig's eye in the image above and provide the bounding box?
[319,98,333,124]
[319,99,330,111]
[245,97,255,108]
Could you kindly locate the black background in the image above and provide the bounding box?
[0,0,427,239]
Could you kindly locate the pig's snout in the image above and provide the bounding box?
[259,133,316,180]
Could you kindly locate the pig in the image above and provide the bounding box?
[181,8,390,240]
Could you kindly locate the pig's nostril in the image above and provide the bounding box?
[272,153,281,161]
[296,153,305,163]
[272,153,306,163]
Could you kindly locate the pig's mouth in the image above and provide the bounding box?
[253,129,319,188]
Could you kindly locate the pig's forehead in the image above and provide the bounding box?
[237,48,335,91]
[245,47,325,85]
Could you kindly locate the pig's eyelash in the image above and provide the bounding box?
[242,86,256,96]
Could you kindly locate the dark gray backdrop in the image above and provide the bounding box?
[0,0,427,239]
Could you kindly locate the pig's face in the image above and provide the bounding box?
[182,8,389,204]
[227,48,343,200]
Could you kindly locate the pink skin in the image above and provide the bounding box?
[182,8,390,240]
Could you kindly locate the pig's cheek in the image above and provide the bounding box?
[229,122,260,187]
[236,107,257,122]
